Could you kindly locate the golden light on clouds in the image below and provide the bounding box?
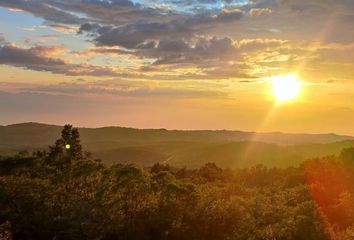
[0,1,353,135]
[270,73,301,103]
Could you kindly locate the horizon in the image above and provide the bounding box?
[1,0,354,135]
[2,121,354,137]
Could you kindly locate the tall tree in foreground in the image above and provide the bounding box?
[48,125,83,167]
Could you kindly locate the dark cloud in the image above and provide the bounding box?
[80,9,243,49]
[184,9,243,25]
[151,37,240,65]
[83,0,136,8]
[0,42,246,80]
[78,23,101,33]
[0,0,84,24]
[0,0,173,26]
[56,0,169,25]
[91,21,193,48]
[156,39,190,52]
[136,37,286,69]
[0,44,66,66]
[0,44,123,77]
[157,0,239,8]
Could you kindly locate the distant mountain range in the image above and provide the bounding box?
[1,122,353,168]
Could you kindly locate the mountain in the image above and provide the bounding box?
[0,122,353,168]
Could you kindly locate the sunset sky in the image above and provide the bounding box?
[0,0,353,134]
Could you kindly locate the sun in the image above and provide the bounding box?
[270,73,301,102]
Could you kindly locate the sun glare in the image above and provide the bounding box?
[270,73,301,102]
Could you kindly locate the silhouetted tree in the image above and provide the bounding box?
[48,125,83,166]
[68,128,83,161]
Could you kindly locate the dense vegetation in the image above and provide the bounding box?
[0,125,353,239]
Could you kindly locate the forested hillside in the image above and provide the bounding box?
[1,123,353,168]
[0,125,353,239]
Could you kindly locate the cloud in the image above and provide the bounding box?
[75,8,245,70]
[80,9,243,49]
[73,47,134,57]
[1,34,289,80]
[0,79,226,99]
[0,0,172,26]
[150,37,240,65]
[29,83,224,98]
[238,38,288,51]
[89,21,192,49]
[1,0,354,80]
[46,23,79,34]
[0,0,84,25]
[0,44,66,66]
[0,44,123,77]
[40,35,58,41]
[249,8,272,17]
[72,8,246,75]
[0,41,247,80]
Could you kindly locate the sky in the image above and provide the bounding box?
[0,0,353,135]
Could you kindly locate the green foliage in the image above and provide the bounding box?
[0,125,353,239]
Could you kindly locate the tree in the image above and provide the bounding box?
[48,125,83,168]
[1,135,350,240]
[198,162,224,182]
[59,125,83,161]
[68,128,83,161]
[340,147,354,163]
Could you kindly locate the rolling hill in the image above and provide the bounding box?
[0,122,353,168]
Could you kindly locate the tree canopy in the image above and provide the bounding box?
[0,126,353,240]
